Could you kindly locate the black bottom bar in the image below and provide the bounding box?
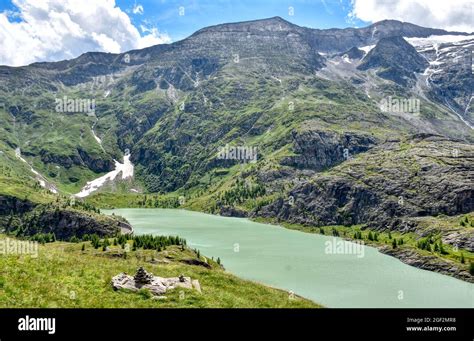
[0,309,472,340]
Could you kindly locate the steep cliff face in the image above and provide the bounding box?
[0,195,126,240]
[39,149,114,173]
[31,209,123,239]
[257,135,474,229]
[281,130,377,171]
[0,195,34,215]
[357,36,429,86]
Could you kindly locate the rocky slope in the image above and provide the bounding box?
[0,17,472,281]
[357,36,429,86]
[257,134,473,228]
[0,194,128,240]
[380,246,473,283]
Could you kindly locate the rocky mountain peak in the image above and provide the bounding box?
[192,16,299,35]
[357,35,429,85]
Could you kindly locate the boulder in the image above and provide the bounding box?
[111,267,201,296]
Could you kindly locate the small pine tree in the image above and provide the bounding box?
[470,262,474,276]
[388,232,392,239]
[439,241,447,255]
[460,253,465,264]
[392,238,397,249]
[81,244,85,251]
[217,257,221,265]
[368,232,373,241]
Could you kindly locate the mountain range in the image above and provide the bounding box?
[0,17,473,281]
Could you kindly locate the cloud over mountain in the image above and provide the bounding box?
[349,0,473,33]
[0,0,170,66]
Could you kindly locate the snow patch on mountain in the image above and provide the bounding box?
[75,153,134,198]
[16,149,58,193]
[359,45,375,54]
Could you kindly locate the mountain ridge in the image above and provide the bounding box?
[1,17,472,70]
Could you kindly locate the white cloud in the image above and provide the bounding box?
[349,0,474,33]
[132,3,144,15]
[0,0,171,66]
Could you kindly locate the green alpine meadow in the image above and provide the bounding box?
[0,13,473,310]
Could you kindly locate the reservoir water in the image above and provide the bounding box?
[105,208,474,308]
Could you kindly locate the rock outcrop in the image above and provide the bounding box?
[280,129,376,171]
[111,267,202,296]
[357,36,429,86]
[0,195,35,215]
[380,246,473,283]
[258,136,474,229]
[0,196,127,240]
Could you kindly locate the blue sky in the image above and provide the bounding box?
[115,0,367,41]
[0,0,472,66]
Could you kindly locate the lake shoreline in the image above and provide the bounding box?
[107,208,474,308]
[250,216,474,284]
[109,205,473,284]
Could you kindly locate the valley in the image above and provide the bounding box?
[0,16,473,307]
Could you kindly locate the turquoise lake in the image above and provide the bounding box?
[105,208,474,308]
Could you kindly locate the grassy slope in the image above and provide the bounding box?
[0,235,319,308]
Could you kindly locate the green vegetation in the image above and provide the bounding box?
[0,235,319,308]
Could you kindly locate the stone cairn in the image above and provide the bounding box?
[112,267,202,296]
[134,267,154,284]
